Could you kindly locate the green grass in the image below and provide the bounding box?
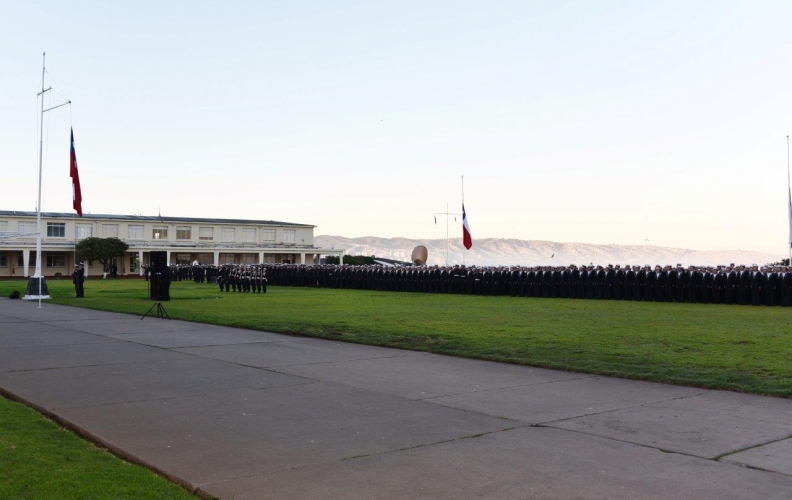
[0,394,199,500]
[2,278,791,397]
[0,278,789,498]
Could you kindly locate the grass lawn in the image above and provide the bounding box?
[0,394,199,499]
[2,278,790,397]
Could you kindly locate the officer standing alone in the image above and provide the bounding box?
[72,263,85,298]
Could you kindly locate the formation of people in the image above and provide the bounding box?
[144,263,266,293]
[215,265,268,293]
[173,262,792,307]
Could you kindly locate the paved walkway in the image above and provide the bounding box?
[1,298,791,499]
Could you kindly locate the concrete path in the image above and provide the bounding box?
[1,298,791,499]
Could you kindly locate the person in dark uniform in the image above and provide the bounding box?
[781,267,792,307]
[713,268,726,304]
[72,263,85,298]
[559,267,570,298]
[603,266,614,300]
[666,266,678,302]
[725,266,736,304]
[750,266,763,306]
[612,265,623,300]
[623,266,634,301]
[707,268,715,303]
[644,266,656,301]
[634,266,645,301]
[764,267,777,307]
[687,267,700,303]
[583,267,593,299]
[655,266,667,302]
[676,264,690,302]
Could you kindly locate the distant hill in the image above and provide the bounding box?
[315,235,783,267]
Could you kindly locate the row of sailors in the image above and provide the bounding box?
[150,264,264,291]
[216,265,268,293]
[258,263,792,307]
[165,264,220,283]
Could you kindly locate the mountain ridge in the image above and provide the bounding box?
[315,235,783,267]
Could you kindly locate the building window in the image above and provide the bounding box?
[18,221,37,234]
[128,225,144,239]
[219,253,236,264]
[221,227,235,242]
[46,252,66,268]
[176,226,192,240]
[262,229,275,242]
[199,227,213,240]
[242,228,256,242]
[241,254,256,264]
[0,254,7,267]
[75,224,93,239]
[152,226,168,240]
[176,253,192,264]
[0,221,7,232]
[102,224,119,238]
[284,229,296,243]
[47,222,66,238]
[18,253,36,267]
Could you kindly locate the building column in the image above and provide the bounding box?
[213,251,219,266]
[23,250,30,277]
[339,253,343,265]
[258,251,264,264]
[166,250,172,265]
[299,253,305,265]
[138,250,144,276]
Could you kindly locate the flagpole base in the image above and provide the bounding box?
[23,276,51,300]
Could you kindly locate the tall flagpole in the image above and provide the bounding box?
[31,53,49,306]
[25,53,70,304]
[787,135,791,264]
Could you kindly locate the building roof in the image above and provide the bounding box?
[0,210,315,228]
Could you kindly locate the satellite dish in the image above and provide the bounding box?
[411,245,428,266]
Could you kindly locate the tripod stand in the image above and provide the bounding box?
[142,269,172,320]
[141,301,171,320]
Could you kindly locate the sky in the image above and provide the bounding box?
[1,1,791,256]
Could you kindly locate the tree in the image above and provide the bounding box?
[75,237,129,272]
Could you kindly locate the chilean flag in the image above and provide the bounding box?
[462,203,472,250]
[70,128,82,217]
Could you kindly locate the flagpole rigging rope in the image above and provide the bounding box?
[434,205,462,266]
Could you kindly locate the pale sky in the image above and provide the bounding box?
[1,1,790,256]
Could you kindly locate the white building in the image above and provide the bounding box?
[0,210,345,278]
